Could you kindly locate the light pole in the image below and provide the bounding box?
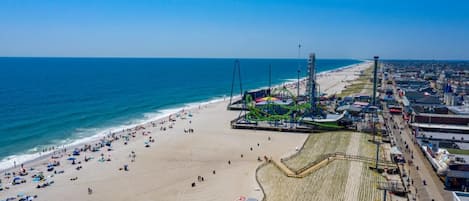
[297,43,301,101]
[297,70,300,99]
[269,64,272,97]
[295,69,301,127]
[373,56,379,106]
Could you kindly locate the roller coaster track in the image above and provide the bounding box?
[241,87,347,130]
[244,87,310,122]
[270,152,396,178]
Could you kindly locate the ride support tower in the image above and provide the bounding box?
[306,53,317,116]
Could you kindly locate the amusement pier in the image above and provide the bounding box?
[228,53,376,133]
[227,54,466,201]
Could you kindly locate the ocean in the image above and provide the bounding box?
[0,57,362,169]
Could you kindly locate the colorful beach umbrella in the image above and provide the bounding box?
[255,97,279,103]
[72,150,80,155]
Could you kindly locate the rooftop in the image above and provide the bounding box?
[415,96,441,105]
[448,106,469,115]
[418,131,469,142]
[453,191,469,201]
[411,123,469,131]
[417,113,469,119]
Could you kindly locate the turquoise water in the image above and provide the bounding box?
[0,57,361,168]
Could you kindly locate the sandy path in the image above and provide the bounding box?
[343,133,362,201]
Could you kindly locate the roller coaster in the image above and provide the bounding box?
[229,54,351,131]
[241,87,347,130]
[244,87,310,122]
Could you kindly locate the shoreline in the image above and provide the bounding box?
[0,61,371,201]
[0,61,368,172]
[0,97,227,172]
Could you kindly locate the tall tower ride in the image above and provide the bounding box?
[306,53,317,115]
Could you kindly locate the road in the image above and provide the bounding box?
[381,76,453,201]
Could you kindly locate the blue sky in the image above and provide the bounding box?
[0,0,468,59]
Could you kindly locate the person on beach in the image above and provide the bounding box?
[88,187,93,195]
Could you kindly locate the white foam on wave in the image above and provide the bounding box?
[284,78,299,82]
[0,61,368,171]
[0,149,57,171]
[0,96,228,171]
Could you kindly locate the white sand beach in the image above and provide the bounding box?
[0,61,371,201]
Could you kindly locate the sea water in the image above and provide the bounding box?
[0,57,362,169]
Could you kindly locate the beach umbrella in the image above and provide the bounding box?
[32,177,41,182]
[13,177,23,184]
[67,157,76,161]
[255,96,279,103]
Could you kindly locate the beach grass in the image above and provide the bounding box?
[258,132,387,201]
[339,64,373,97]
[357,164,386,201]
[446,148,469,155]
[357,134,387,201]
[259,160,350,201]
[282,131,352,171]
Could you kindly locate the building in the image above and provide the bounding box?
[453,191,469,201]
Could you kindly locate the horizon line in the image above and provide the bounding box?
[1,56,468,61]
[0,56,366,60]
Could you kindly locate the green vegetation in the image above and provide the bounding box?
[301,120,343,129]
[283,132,352,171]
[258,132,388,201]
[339,65,373,97]
[446,148,469,155]
[358,134,387,201]
[258,160,350,201]
[358,164,386,201]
